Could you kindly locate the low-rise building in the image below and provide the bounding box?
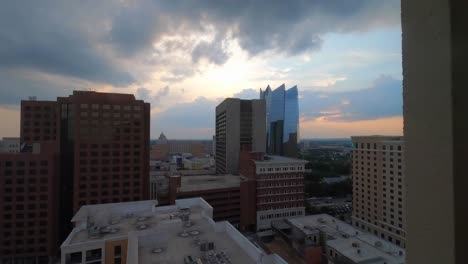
[240,151,307,231]
[60,198,285,264]
[271,214,405,264]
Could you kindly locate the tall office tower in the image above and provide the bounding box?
[0,143,59,263]
[20,91,150,242]
[239,151,307,231]
[260,84,299,157]
[351,136,406,248]
[215,98,266,175]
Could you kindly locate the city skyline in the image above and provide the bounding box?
[0,1,402,139]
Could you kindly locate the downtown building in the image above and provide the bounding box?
[260,84,299,158]
[60,198,285,264]
[215,98,266,175]
[0,143,60,263]
[351,136,406,248]
[0,91,150,263]
[240,150,307,231]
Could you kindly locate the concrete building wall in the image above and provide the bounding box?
[402,0,468,263]
[216,99,266,175]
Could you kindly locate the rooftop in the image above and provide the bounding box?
[253,155,308,165]
[179,174,241,193]
[288,214,405,264]
[351,135,403,142]
[62,198,285,264]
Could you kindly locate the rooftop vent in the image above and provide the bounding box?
[152,248,164,254]
[137,224,148,230]
[109,219,120,225]
[352,242,360,248]
[179,231,190,237]
[137,216,149,222]
[189,230,200,236]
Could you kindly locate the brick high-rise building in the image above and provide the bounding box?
[240,150,307,231]
[21,101,59,144]
[0,143,59,263]
[351,136,406,248]
[215,98,266,175]
[19,91,150,245]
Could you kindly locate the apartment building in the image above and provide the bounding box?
[351,136,406,248]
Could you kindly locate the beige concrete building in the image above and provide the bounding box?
[215,98,266,175]
[351,136,406,248]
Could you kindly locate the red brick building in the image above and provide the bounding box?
[4,91,151,262]
[240,150,307,231]
[54,91,150,211]
[0,143,59,263]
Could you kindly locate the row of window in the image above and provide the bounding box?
[258,195,303,204]
[258,166,304,172]
[258,203,303,211]
[257,188,303,196]
[78,188,141,197]
[257,181,303,188]
[79,111,142,119]
[78,196,140,206]
[80,104,141,111]
[258,174,303,180]
[1,160,48,167]
[259,210,303,220]
[354,142,402,151]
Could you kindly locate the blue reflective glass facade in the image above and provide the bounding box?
[260,84,299,157]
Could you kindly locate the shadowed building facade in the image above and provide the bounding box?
[215,98,266,175]
[260,84,299,158]
[17,91,151,259]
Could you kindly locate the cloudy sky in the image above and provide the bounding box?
[0,0,402,139]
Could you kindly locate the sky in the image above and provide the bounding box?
[0,0,403,139]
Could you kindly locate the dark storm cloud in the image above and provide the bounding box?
[0,0,399,98]
[192,35,230,65]
[108,0,399,60]
[0,1,133,86]
[0,70,79,106]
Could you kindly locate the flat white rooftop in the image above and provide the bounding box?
[288,214,405,264]
[62,198,286,264]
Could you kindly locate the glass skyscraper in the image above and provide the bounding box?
[260,84,299,157]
